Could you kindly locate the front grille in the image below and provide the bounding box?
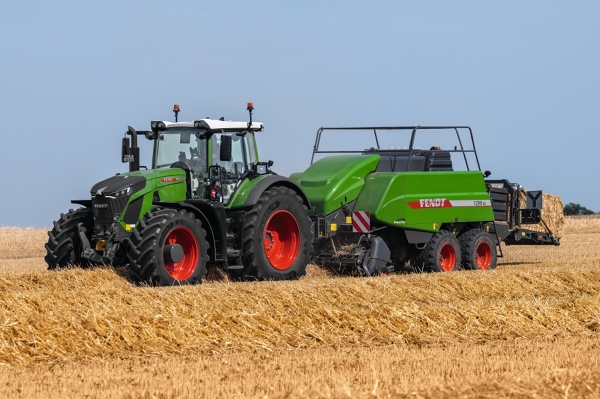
[92,195,130,223]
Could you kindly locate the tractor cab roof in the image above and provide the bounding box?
[155,120,264,133]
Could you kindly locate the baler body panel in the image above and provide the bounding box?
[296,155,380,216]
[354,170,494,232]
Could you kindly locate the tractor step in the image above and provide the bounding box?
[227,249,241,257]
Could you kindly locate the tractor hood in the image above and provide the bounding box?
[294,155,380,216]
[90,168,188,227]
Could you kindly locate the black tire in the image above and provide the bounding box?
[241,186,311,280]
[458,228,497,270]
[126,208,208,286]
[414,230,462,273]
[45,208,94,269]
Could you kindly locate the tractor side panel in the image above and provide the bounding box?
[355,171,494,232]
[117,168,188,231]
[296,155,380,216]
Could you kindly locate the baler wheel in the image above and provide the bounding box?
[458,229,497,270]
[126,208,208,285]
[241,186,311,280]
[414,230,462,273]
[45,207,94,269]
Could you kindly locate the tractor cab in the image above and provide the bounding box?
[148,116,263,204]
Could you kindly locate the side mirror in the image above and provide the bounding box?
[220,135,232,162]
[484,170,492,178]
[122,137,131,163]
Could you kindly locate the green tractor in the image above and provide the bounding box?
[291,126,559,275]
[45,104,312,285]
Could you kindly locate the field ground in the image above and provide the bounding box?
[0,216,599,398]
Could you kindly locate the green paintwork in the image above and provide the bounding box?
[289,172,303,183]
[117,168,187,230]
[354,171,494,232]
[295,154,493,232]
[227,173,272,209]
[293,155,380,216]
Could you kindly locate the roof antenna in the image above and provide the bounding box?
[173,104,180,122]
[247,102,254,128]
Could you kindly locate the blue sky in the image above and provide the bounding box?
[1,1,599,227]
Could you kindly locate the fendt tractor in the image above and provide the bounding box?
[290,126,559,276]
[45,104,313,285]
[45,105,559,285]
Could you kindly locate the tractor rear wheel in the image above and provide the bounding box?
[241,186,311,280]
[45,207,94,269]
[459,229,497,270]
[414,230,462,273]
[126,208,208,286]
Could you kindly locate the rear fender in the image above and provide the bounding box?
[243,175,311,209]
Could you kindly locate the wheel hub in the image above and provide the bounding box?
[163,227,199,281]
[475,242,492,270]
[439,243,457,272]
[262,210,300,271]
[163,243,184,264]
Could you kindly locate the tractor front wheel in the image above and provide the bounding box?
[45,207,94,269]
[241,186,311,280]
[126,208,208,286]
[459,229,497,270]
[414,230,462,273]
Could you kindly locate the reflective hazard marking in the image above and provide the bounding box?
[353,211,370,233]
[407,199,491,209]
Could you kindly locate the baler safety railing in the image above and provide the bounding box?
[310,126,481,172]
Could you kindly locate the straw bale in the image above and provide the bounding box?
[520,192,565,239]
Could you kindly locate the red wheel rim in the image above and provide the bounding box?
[263,210,300,271]
[163,227,199,281]
[439,243,457,272]
[475,241,492,270]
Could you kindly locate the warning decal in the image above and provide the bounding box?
[352,211,370,233]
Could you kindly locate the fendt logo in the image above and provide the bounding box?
[408,198,491,209]
[419,198,447,208]
[161,177,185,183]
[94,204,109,209]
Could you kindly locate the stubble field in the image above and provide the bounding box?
[0,216,599,398]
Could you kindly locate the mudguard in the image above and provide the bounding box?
[243,175,311,209]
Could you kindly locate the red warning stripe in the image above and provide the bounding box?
[352,211,370,233]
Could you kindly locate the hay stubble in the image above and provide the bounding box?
[0,216,599,398]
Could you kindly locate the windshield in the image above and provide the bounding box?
[154,128,207,177]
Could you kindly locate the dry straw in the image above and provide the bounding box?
[0,216,596,367]
[0,264,598,365]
